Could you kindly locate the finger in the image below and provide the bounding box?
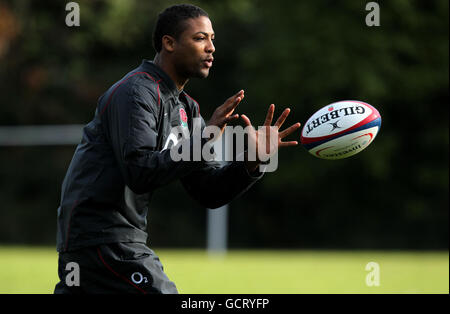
[231,95,243,111]
[226,90,244,105]
[279,141,298,147]
[224,113,240,124]
[240,114,252,127]
[234,89,244,97]
[274,108,291,129]
[224,90,244,112]
[263,104,275,126]
[266,126,271,154]
[279,122,301,138]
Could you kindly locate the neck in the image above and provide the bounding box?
[153,53,189,91]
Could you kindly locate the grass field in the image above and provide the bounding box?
[0,246,447,294]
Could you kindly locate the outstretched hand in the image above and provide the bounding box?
[206,90,244,137]
[241,104,301,172]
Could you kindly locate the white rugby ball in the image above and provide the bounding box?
[301,100,381,160]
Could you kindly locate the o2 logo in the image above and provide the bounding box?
[131,272,149,285]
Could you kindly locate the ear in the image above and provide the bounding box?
[161,35,176,53]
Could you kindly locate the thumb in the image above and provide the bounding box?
[240,114,252,127]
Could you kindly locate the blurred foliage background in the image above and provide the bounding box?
[0,0,448,249]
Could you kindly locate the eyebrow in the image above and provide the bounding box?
[193,32,215,37]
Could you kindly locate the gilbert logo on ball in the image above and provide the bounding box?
[301,100,381,159]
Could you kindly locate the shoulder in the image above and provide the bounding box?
[127,71,161,102]
[98,68,163,117]
[110,71,162,114]
[107,70,162,116]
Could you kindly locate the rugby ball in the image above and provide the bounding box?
[301,100,381,160]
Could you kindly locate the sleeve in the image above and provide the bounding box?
[180,116,264,209]
[101,82,206,194]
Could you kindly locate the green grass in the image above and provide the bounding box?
[0,246,447,294]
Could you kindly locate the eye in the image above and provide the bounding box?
[194,37,206,41]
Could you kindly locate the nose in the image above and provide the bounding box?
[206,39,215,54]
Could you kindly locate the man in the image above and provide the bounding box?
[54,4,300,294]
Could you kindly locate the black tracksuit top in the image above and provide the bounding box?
[56,60,263,252]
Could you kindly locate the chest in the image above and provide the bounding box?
[160,96,195,150]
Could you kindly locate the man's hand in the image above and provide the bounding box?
[241,104,301,173]
[206,90,244,138]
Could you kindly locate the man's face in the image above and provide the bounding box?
[172,16,215,79]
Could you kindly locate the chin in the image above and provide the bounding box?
[192,67,210,79]
[195,70,210,79]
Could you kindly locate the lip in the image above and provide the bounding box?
[203,58,214,68]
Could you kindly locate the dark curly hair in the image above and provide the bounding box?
[152,4,209,53]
